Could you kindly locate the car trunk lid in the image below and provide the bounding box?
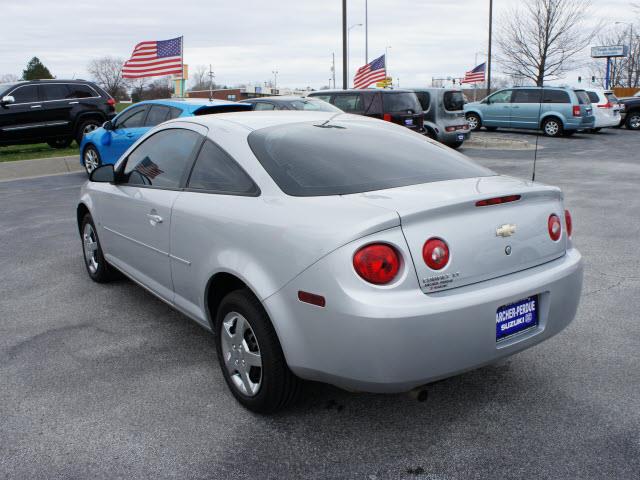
[350,176,567,293]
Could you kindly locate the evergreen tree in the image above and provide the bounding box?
[22,57,54,80]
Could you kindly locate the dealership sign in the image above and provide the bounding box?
[591,45,629,58]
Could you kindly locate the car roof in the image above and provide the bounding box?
[9,79,97,85]
[242,96,315,102]
[309,88,415,95]
[130,98,246,113]
[166,110,379,132]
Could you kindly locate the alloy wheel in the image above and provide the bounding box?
[629,114,640,130]
[82,223,99,274]
[84,148,99,174]
[545,121,559,136]
[83,123,99,135]
[467,115,479,130]
[220,312,263,397]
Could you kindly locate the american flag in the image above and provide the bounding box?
[462,62,486,84]
[353,54,386,89]
[135,157,164,180]
[122,37,183,79]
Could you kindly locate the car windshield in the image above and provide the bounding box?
[575,90,590,105]
[289,99,342,112]
[382,92,421,113]
[248,120,493,197]
[0,82,17,95]
[443,91,465,111]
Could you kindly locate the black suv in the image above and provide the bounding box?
[0,79,116,148]
[619,94,640,130]
[307,89,424,132]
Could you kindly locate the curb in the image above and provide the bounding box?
[463,136,538,151]
[0,155,83,182]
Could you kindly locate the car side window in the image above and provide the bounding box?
[66,84,96,99]
[415,92,431,111]
[333,94,364,112]
[488,90,512,104]
[122,129,201,188]
[511,89,542,103]
[187,139,259,195]
[168,107,182,119]
[254,102,276,111]
[10,85,39,103]
[116,106,147,129]
[543,89,570,103]
[145,105,171,126]
[42,84,70,101]
[311,94,332,103]
[586,91,599,103]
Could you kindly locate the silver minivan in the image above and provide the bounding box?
[412,88,470,148]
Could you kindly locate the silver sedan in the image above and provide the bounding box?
[77,111,583,413]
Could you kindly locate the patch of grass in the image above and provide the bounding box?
[116,102,130,113]
[0,143,79,162]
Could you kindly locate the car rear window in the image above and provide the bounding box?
[586,91,599,103]
[247,120,493,197]
[414,92,431,111]
[443,91,465,111]
[605,92,619,103]
[575,90,591,105]
[383,92,421,113]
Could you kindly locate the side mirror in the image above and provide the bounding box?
[1,95,15,106]
[103,120,114,131]
[89,164,115,183]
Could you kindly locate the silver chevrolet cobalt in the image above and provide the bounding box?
[77,111,583,413]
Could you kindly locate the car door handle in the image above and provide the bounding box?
[30,105,42,109]
[125,133,134,138]
[68,101,79,104]
[146,214,163,224]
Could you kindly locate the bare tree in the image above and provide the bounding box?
[496,0,596,86]
[190,65,210,91]
[0,73,19,83]
[87,56,127,98]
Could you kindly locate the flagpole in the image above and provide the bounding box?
[180,35,185,97]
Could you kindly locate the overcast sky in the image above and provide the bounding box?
[1,0,637,89]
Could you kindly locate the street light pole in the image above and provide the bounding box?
[385,45,391,86]
[342,0,347,89]
[487,0,493,93]
[365,0,369,63]
[272,70,278,92]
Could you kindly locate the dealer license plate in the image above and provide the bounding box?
[404,118,414,126]
[457,133,465,141]
[496,295,538,341]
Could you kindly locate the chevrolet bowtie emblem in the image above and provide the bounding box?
[496,224,517,237]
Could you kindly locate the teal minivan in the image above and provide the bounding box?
[464,87,595,137]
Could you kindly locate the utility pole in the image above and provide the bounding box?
[365,0,369,63]
[487,0,493,93]
[208,64,215,101]
[342,0,347,89]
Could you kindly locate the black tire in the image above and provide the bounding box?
[80,213,116,283]
[542,117,563,137]
[592,127,602,133]
[83,144,102,175]
[424,128,438,141]
[626,112,640,130]
[215,289,300,413]
[466,112,481,131]
[75,118,102,144]
[47,138,73,149]
[485,126,498,132]
[563,130,576,137]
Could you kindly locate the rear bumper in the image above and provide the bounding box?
[264,248,583,393]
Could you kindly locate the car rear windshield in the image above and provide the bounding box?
[443,91,465,111]
[382,92,421,113]
[586,91,599,103]
[247,120,493,197]
[575,90,590,105]
[605,92,619,103]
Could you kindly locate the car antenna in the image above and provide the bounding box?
[531,83,544,182]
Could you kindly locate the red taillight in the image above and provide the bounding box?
[597,102,613,109]
[422,238,450,270]
[548,214,562,241]
[353,244,400,285]
[475,195,521,207]
[107,98,116,106]
[564,209,573,238]
[573,105,581,117]
[383,113,392,122]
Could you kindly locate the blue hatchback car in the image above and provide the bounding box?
[464,87,595,137]
[80,98,251,174]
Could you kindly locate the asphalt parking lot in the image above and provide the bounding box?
[1,128,639,480]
